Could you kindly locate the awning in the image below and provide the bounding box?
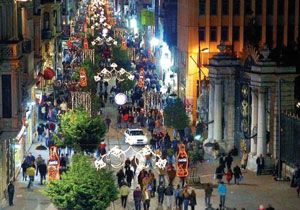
[43,67,55,80]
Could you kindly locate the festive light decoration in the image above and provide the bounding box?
[71,91,92,116]
[94,145,167,170]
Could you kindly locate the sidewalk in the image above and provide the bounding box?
[2,142,57,210]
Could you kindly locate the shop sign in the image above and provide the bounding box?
[48,146,60,181]
[176,143,189,178]
[141,9,155,26]
[79,67,88,87]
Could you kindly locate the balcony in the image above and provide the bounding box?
[22,39,33,54]
[42,29,52,40]
[0,41,22,60]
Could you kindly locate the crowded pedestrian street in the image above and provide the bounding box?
[1,0,300,210]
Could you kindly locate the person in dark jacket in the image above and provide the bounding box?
[157,182,165,205]
[117,169,125,187]
[215,164,225,182]
[189,190,197,210]
[125,168,134,187]
[133,186,142,210]
[7,181,14,206]
[256,154,265,175]
[21,159,29,181]
[38,160,47,185]
[233,165,242,184]
[225,154,233,169]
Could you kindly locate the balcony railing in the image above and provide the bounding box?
[42,29,52,40]
[22,39,33,54]
[0,41,22,60]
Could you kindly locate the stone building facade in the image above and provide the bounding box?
[206,43,297,171]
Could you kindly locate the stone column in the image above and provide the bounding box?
[257,88,267,156]
[250,88,258,154]
[208,81,215,141]
[213,80,222,141]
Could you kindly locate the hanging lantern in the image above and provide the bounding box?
[79,67,88,87]
[43,67,55,80]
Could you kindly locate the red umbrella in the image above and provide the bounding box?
[43,67,55,80]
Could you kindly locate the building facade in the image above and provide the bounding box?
[0,0,63,205]
[177,0,300,123]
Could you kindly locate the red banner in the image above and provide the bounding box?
[48,146,60,181]
[176,144,189,178]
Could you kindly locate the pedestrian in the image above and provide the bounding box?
[125,167,134,187]
[241,152,248,170]
[105,116,111,131]
[119,183,130,208]
[7,181,14,206]
[25,152,35,166]
[21,159,28,181]
[256,154,265,176]
[204,183,213,207]
[258,204,265,210]
[225,168,233,184]
[117,169,125,187]
[38,160,47,185]
[215,164,225,182]
[131,156,138,175]
[225,153,233,169]
[296,175,300,197]
[174,184,183,209]
[266,204,275,210]
[26,165,36,189]
[37,123,45,142]
[150,176,156,197]
[133,186,142,210]
[142,187,150,210]
[217,181,227,210]
[233,165,242,185]
[164,183,174,209]
[157,182,165,205]
[189,190,197,210]
[182,187,190,210]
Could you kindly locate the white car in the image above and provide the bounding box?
[124,129,148,145]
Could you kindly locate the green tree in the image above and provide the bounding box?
[163,98,189,131]
[112,45,132,70]
[45,154,118,210]
[59,109,106,153]
[119,77,136,92]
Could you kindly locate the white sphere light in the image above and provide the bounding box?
[114,93,127,105]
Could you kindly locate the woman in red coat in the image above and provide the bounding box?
[225,168,233,184]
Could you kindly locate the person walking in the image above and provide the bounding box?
[256,154,265,176]
[26,165,36,189]
[217,181,227,210]
[189,190,197,210]
[119,183,130,208]
[182,187,190,210]
[125,167,134,187]
[215,164,225,182]
[105,116,111,131]
[7,181,14,206]
[174,184,182,209]
[233,165,243,185]
[142,187,150,210]
[204,183,213,207]
[117,169,125,187]
[133,186,142,210]
[225,168,233,184]
[21,159,29,181]
[164,183,174,209]
[225,153,233,169]
[157,182,165,206]
[38,160,47,185]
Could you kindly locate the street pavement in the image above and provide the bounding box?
[2,103,300,210]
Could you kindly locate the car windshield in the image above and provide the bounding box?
[130,130,144,136]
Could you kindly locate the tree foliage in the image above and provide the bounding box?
[163,98,189,130]
[112,45,132,70]
[59,109,106,153]
[45,154,118,210]
[118,77,136,92]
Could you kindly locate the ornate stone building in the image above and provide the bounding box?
[206,42,298,171]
